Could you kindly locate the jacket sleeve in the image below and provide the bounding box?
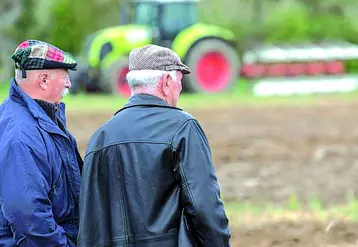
[172,119,231,246]
[77,148,124,247]
[0,142,74,247]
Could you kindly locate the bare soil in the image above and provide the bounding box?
[66,99,358,246]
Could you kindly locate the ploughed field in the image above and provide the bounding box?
[67,99,358,246]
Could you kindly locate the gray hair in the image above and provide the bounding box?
[14,69,24,83]
[126,70,177,91]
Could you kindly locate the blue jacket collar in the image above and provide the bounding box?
[9,78,67,126]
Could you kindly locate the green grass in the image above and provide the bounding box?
[2,80,358,111]
[224,197,358,227]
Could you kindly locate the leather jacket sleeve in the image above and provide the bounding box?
[77,147,124,247]
[172,119,231,246]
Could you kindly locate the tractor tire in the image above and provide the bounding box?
[99,57,131,97]
[183,39,239,93]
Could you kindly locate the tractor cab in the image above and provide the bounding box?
[129,0,199,46]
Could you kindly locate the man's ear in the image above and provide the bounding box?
[39,73,49,90]
[162,73,171,96]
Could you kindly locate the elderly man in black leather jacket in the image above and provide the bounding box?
[78,44,231,247]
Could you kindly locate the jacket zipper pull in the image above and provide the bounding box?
[53,184,57,195]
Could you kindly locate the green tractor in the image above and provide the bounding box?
[70,0,239,96]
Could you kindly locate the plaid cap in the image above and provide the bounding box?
[129,44,191,74]
[11,40,77,77]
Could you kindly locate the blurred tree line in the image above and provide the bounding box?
[201,0,358,52]
[1,0,358,80]
[1,0,120,55]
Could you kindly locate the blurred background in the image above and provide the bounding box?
[2,0,358,246]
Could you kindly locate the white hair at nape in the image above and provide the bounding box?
[126,70,177,90]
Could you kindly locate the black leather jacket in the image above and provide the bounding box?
[78,94,231,247]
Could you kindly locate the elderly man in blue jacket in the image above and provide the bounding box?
[0,40,83,246]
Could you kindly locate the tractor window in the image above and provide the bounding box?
[99,42,113,61]
[134,3,158,26]
[160,3,198,41]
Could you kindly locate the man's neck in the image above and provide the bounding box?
[132,89,169,105]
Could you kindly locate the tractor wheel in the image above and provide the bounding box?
[99,57,131,97]
[183,39,239,93]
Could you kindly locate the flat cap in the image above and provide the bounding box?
[11,40,77,74]
[129,44,191,74]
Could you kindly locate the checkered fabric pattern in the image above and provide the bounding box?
[11,40,77,71]
[129,44,191,74]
